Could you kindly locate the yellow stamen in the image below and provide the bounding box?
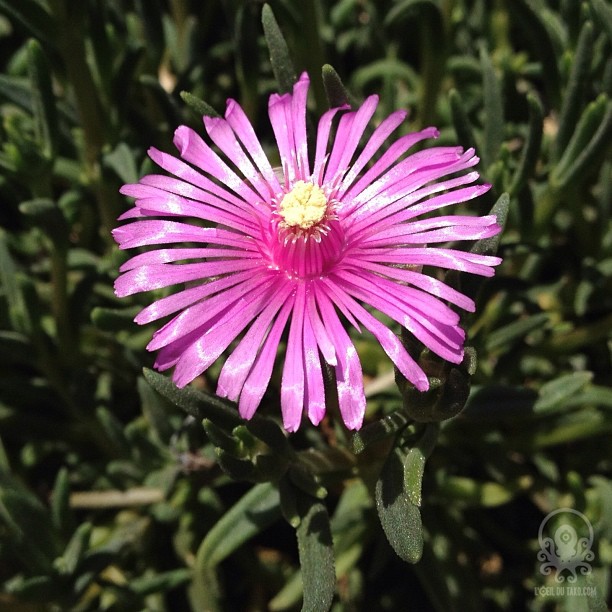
[278,181,327,230]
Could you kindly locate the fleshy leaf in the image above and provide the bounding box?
[296,494,336,612]
[375,444,424,563]
[262,3,296,93]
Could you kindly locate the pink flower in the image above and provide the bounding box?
[113,73,501,432]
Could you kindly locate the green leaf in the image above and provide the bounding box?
[103,142,139,185]
[322,64,351,108]
[509,93,544,197]
[534,372,594,413]
[375,444,423,563]
[480,46,504,170]
[591,0,612,44]
[296,495,336,612]
[27,39,58,159]
[485,312,550,352]
[196,482,281,568]
[550,94,612,189]
[0,232,30,335]
[511,0,561,107]
[130,568,192,596]
[137,376,177,444]
[403,424,439,506]
[192,482,281,608]
[54,522,92,576]
[90,306,140,331]
[554,21,594,160]
[180,90,221,118]
[472,192,509,257]
[351,410,411,454]
[449,88,477,153]
[0,478,59,573]
[262,3,296,94]
[51,467,74,537]
[143,368,243,430]
[0,0,57,47]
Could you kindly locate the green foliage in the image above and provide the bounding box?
[0,1,610,610]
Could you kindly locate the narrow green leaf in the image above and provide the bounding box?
[554,21,594,160]
[103,142,139,184]
[137,376,177,444]
[0,480,58,573]
[96,406,131,457]
[322,64,351,108]
[480,46,504,169]
[289,464,327,499]
[351,410,411,454]
[0,74,32,110]
[375,445,423,563]
[0,232,30,335]
[437,475,531,506]
[203,418,243,456]
[551,95,612,189]
[486,312,550,352]
[510,94,544,197]
[296,495,336,612]
[180,90,221,118]
[215,449,256,481]
[26,39,58,159]
[449,88,477,153]
[246,418,292,457]
[534,372,594,413]
[54,522,92,576]
[135,0,165,61]
[472,192,509,257]
[130,568,192,596]
[511,0,561,107]
[143,368,243,430]
[403,423,440,506]
[591,0,612,44]
[51,467,74,537]
[279,475,301,528]
[262,3,296,93]
[91,306,141,332]
[195,482,281,570]
[0,0,57,46]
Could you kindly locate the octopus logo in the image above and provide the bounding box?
[537,508,595,582]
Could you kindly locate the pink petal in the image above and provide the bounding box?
[114,258,263,297]
[173,126,265,210]
[324,94,378,185]
[119,247,260,273]
[359,247,502,277]
[224,98,282,193]
[314,285,365,430]
[320,278,429,391]
[341,127,439,205]
[216,282,294,401]
[147,272,275,351]
[135,269,258,324]
[280,283,306,432]
[347,259,475,312]
[112,220,257,250]
[239,295,295,420]
[312,106,349,183]
[172,279,282,387]
[303,292,326,425]
[338,109,407,194]
[204,115,275,202]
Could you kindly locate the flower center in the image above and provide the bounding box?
[278,181,328,230]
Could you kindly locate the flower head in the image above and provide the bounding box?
[113,73,501,432]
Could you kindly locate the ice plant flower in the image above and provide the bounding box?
[113,73,501,432]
